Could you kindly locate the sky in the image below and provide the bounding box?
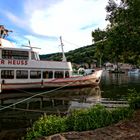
[0,0,109,54]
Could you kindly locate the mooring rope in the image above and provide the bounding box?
[0,104,66,114]
[0,76,85,111]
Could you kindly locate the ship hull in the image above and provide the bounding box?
[0,70,103,92]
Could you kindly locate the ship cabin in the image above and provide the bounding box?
[0,38,72,84]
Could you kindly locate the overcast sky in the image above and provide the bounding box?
[0,0,109,54]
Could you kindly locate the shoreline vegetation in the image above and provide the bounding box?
[24,89,140,140]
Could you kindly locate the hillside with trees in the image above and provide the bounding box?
[40,44,97,69]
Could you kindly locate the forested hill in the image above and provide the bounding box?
[40,44,97,66]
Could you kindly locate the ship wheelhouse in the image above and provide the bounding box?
[0,38,72,84]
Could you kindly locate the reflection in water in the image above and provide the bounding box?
[0,86,101,131]
[101,71,140,100]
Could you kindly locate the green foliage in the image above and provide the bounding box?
[127,89,140,109]
[111,107,134,123]
[25,104,133,140]
[66,109,90,131]
[40,53,62,61]
[92,28,106,42]
[40,44,97,68]
[66,104,133,132]
[105,0,140,65]
[25,115,67,140]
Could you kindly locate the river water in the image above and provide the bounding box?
[0,70,140,139]
[101,70,140,100]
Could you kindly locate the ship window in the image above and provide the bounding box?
[65,71,70,78]
[2,50,29,60]
[54,71,64,78]
[16,70,28,79]
[48,71,53,78]
[43,71,53,79]
[31,52,36,60]
[30,71,41,79]
[1,70,14,79]
[43,71,48,78]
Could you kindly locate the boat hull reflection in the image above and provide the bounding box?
[0,86,101,114]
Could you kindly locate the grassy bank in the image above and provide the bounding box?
[24,105,133,140]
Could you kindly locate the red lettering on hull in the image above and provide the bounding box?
[8,60,12,64]
[0,59,28,65]
[0,60,5,64]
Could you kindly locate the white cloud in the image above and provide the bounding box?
[24,0,109,54]
[4,11,28,28]
[24,35,60,54]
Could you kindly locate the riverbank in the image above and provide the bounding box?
[0,110,139,140]
[38,109,140,140]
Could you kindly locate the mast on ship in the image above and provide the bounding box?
[60,36,67,62]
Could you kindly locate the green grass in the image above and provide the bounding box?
[127,89,140,109]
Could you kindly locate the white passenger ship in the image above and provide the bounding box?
[0,27,103,93]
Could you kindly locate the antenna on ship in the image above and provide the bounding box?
[28,40,31,46]
[60,36,67,62]
[21,40,41,50]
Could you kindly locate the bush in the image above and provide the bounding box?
[87,105,112,128]
[111,107,134,123]
[25,104,133,140]
[127,89,140,109]
[65,104,132,131]
[25,115,67,140]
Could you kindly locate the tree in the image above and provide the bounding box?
[91,28,107,67]
[105,0,140,65]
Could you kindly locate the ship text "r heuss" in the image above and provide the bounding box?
[0,59,28,65]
